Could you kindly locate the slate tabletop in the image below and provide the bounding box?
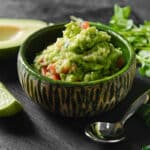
[0,0,150,150]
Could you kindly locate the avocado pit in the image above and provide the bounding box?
[0,25,22,41]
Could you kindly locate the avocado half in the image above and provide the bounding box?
[0,18,47,59]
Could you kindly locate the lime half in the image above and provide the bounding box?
[0,82,23,117]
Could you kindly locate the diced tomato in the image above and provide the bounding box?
[47,64,56,74]
[41,64,60,80]
[51,73,60,80]
[41,66,48,75]
[81,21,90,29]
[117,57,124,68]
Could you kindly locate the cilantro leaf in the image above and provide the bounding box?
[109,4,134,31]
[109,4,150,78]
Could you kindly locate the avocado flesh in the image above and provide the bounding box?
[0,18,47,59]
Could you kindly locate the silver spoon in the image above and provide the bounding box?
[85,89,150,143]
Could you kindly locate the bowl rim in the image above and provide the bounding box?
[18,23,135,86]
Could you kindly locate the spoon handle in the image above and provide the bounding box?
[120,89,150,125]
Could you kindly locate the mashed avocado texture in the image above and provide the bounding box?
[34,20,124,82]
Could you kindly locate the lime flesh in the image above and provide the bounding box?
[0,82,22,117]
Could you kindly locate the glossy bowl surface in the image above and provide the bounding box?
[17,23,136,117]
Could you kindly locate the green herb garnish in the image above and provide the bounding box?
[109,4,150,78]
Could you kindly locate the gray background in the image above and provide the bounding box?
[0,0,149,21]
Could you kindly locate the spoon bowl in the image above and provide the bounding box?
[85,89,150,143]
[85,122,125,143]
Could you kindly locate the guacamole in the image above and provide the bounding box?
[33,20,124,82]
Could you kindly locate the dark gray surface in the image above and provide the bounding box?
[0,0,150,21]
[0,0,150,150]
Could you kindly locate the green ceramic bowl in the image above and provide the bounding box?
[17,23,136,117]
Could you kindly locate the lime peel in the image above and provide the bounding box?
[0,82,23,117]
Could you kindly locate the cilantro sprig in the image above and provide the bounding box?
[109,4,150,77]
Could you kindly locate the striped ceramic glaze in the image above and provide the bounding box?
[18,57,136,117]
[17,23,136,117]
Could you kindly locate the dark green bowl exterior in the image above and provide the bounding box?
[17,23,136,117]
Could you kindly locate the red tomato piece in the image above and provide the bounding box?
[47,64,56,74]
[51,73,60,80]
[117,57,124,68]
[81,21,90,29]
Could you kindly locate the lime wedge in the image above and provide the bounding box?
[0,82,23,117]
